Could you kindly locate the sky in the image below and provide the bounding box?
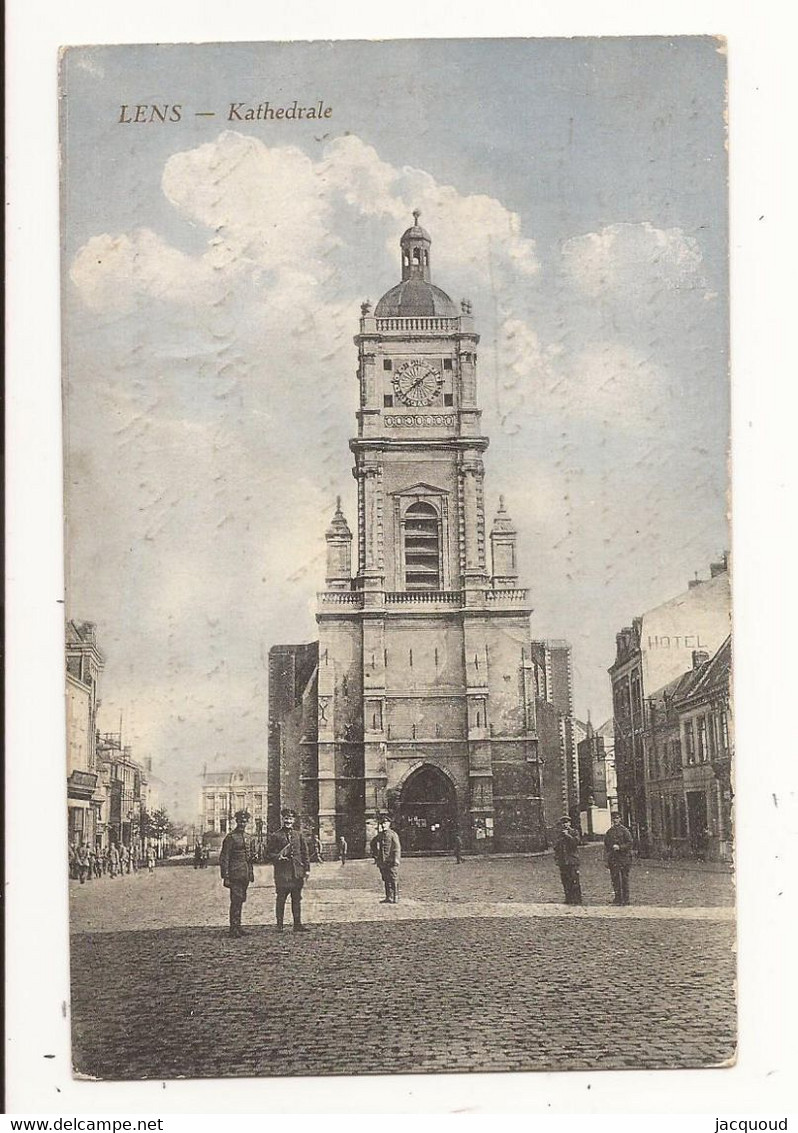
[61,38,729,820]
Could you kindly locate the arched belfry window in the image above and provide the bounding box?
[404,502,441,590]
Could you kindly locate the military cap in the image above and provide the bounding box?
[234,809,251,822]
[559,815,572,823]
[280,808,297,818]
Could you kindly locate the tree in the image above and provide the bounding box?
[145,807,173,842]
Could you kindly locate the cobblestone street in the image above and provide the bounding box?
[70,851,735,1079]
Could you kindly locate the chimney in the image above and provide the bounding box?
[617,627,634,653]
[692,650,710,669]
[710,552,729,578]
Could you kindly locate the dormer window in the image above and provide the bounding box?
[404,501,441,590]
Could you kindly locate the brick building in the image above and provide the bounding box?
[673,636,733,861]
[267,642,319,834]
[66,620,105,848]
[95,732,150,851]
[609,558,731,855]
[268,217,578,855]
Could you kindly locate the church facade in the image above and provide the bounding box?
[268,216,578,856]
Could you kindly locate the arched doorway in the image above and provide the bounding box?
[396,764,457,854]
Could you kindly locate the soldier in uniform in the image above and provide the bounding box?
[267,809,311,932]
[75,842,89,884]
[219,809,255,938]
[370,814,402,903]
[604,810,634,905]
[553,815,583,905]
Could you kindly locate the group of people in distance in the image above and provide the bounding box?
[69,840,156,883]
[553,811,634,907]
[218,806,636,938]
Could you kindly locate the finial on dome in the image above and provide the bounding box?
[499,494,506,512]
[335,495,342,514]
[412,208,421,225]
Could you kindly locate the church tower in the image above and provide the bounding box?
[310,215,548,855]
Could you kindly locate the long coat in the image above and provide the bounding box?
[370,828,401,870]
[553,827,580,868]
[603,823,633,866]
[219,829,254,885]
[267,829,310,887]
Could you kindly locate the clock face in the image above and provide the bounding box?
[392,360,443,406]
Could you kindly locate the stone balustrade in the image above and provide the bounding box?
[386,591,462,606]
[375,317,459,332]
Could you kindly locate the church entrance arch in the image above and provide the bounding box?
[396,763,457,854]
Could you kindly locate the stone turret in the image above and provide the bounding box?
[325,497,352,590]
[490,496,519,588]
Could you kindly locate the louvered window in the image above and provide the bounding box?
[404,502,440,590]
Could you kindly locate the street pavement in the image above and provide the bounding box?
[69,848,735,1079]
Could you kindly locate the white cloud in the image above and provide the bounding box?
[561,221,704,299]
[70,229,213,313]
[70,132,540,322]
[491,317,664,435]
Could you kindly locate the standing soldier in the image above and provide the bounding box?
[338,834,348,866]
[453,829,464,864]
[267,809,311,933]
[604,811,634,905]
[75,842,89,884]
[370,814,402,904]
[553,815,583,905]
[109,842,120,877]
[219,809,255,938]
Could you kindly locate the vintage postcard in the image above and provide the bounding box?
[61,37,732,1080]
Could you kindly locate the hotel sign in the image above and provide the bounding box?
[647,635,706,650]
